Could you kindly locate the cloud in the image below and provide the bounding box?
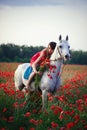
[0,0,87,51]
[0,0,61,6]
[0,0,87,6]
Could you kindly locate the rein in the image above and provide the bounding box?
[57,62,66,79]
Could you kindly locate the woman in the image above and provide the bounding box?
[25,41,57,90]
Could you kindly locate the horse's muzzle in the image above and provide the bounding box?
[65,54,70,61]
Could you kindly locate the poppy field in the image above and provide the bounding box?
[0,62,87,130]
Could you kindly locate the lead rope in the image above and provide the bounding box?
[53,61,66,93]
[57,61,67,80]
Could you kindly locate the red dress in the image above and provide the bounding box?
[30,50,47,66]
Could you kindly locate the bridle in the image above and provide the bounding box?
[57,46,62,58]
[50,46,63,61]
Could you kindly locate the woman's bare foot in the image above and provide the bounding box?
[25,86,29,92]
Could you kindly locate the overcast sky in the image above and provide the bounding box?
[0,0,87,51]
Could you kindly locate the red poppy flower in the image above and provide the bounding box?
[24,112,31,117]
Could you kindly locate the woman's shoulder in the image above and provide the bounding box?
[41,48,47,55]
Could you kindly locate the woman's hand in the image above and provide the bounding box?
[34,71,42,76]
[35,71,42,76]
[32,64,42,76]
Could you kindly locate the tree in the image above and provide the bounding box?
[0,43,87,64]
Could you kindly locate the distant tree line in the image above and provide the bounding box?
[0,43,44,62]
[0,43,87,65]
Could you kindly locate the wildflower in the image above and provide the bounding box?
[66,122,75,129]
[8,116,14,122]
[48,95,54,101]
[30,119,38,125]
[60,127,66,130]
[2,117,7,121]
[77,105,84,111]
[51,122,58,128]
[38,119,43,124]
[84,125,87,129]
[50,105,55,110]
[2,107,7,112]
[33,109,37,113]
[20,101,27,108]
[0,128,6,130]
[30,128,35,130]
[13,102,19,109]
[76,99,83,105]
[74,115,80,124]
[19,127,25,130]
[58,95,64,102]
[44,109,49,115]
[52,105,63,115]
[24,112,31,117]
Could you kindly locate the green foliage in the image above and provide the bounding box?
[0,77,6,83]
[0,43,44,63]
[35,64,49,87]
[0,64,87,130]
[0,82,87,130]
[0,43,87,64]
[0,89,15,125]
[69,50,87,65]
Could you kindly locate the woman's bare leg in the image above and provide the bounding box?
[25,71,35,89]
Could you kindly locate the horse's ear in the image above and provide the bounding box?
[59,35,62,41]
[66,35,68,41]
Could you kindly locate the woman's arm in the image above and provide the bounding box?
[32,49,46,73]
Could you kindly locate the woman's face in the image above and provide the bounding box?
[47,45,54,55]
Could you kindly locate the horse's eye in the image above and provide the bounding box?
[68,46,70,48]
[59,45,62,48]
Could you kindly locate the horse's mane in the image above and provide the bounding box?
[50,45,60,61]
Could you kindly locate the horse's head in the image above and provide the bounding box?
[50,35,71,61]
[58,35,71,61]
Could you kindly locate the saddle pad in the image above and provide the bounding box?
[24,66,33,79]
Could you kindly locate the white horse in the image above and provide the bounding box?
[14,35,71,110]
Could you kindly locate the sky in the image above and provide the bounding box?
[0,0,87,51]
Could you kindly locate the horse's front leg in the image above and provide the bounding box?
[55,77,62,91]
[42,90,47,111]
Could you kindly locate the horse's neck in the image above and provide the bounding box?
[50,46,63,75]
[50,59,63,75]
